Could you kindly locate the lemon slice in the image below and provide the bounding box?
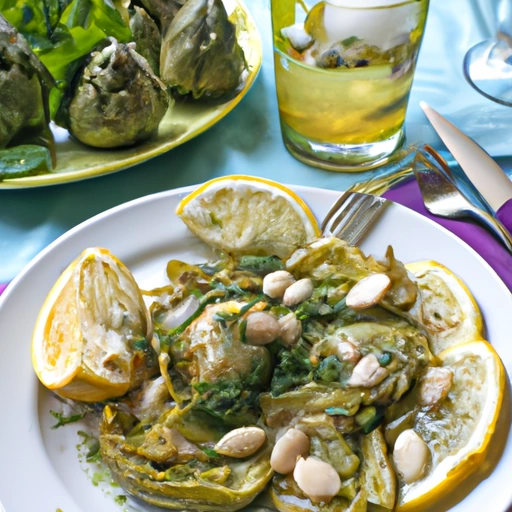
[406,261,483,355]
[176,176,320,258]
[32,248,155,402]
[396,340,505,511]
[304,1,327,42]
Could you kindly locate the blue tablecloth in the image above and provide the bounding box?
[1,0,511,284]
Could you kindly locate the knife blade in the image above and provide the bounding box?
[420,101,512,235]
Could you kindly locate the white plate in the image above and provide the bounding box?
[0,185,511,512]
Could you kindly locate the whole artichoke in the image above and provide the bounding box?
[62,38,169,148]
[0,15,55,153]
[160,0,246,100]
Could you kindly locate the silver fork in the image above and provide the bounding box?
[413,145,512,254]
[321,190,389,245]
[320,146,417,245]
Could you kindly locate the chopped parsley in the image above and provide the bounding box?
[50,410,85,429]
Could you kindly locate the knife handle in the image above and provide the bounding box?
[496,198,512,241]
[468,206,512,255]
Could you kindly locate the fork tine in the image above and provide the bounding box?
[320,190,353,233]
[328,193,370,235]
[322,192,388,246]
[333,196,388,246]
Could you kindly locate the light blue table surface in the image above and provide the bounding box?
[1,0,511,283]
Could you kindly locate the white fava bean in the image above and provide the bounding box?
[271,428,310,474]
[263,270,296,299]
[346,273,391,310]
[245,312,280,345]
[336,341,361,365]
[215,427,266,458]
[293,456,341,504]
[283,278,314,307]
[417,367,453,407]
[347,353,389,388]
[393,429,430,484]
[278,313,302,346]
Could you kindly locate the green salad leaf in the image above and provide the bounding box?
[1,0,131,116]
[0,145,52,181]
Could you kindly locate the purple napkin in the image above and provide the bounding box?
[0,283,7,296]
[497,198,512,236]
[383,179,512,291]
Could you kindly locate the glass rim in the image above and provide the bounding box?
[316,0,425,8]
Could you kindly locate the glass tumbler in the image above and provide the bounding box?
[271,0,429,171]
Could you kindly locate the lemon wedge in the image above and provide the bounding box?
[396,340,505,511]
[176,176,320,258]
[406,261,483,355]
[304,1,327,42]
[32,247,156,402]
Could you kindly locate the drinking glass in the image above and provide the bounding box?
[271,0,430,171]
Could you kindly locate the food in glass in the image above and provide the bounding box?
[272,0,429,170]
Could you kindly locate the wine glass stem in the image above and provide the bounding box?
[497,0,512,41]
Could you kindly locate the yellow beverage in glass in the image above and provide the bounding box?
[272,0,429,171]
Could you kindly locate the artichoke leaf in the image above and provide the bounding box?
[129,6,161,75]
[99,405,273,511]
[261,383,363,431]
[136,0,185,35]
[286,238,385,283]
[381,246,418,311]
[286,239,419,316]
[360,427,396,509]
[296,415,360,479]
[137,423,179,463]
[312,319,432,399]
[276,318,432,420]
[270,474,367,512]
[160,0,246,99]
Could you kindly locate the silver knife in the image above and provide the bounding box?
[413,146,512,254]
[420,101,512,235]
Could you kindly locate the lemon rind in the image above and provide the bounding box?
[397,340,505,512]
[406,260,483,338]
[175,175,321,240]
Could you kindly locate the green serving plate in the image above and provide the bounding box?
[0,0,261,189]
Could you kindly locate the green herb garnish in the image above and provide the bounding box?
[202,447,220,458]
[114,495,127,505]
[212,294,265,324]
[236,255,284,275]
[50,410,85,429]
